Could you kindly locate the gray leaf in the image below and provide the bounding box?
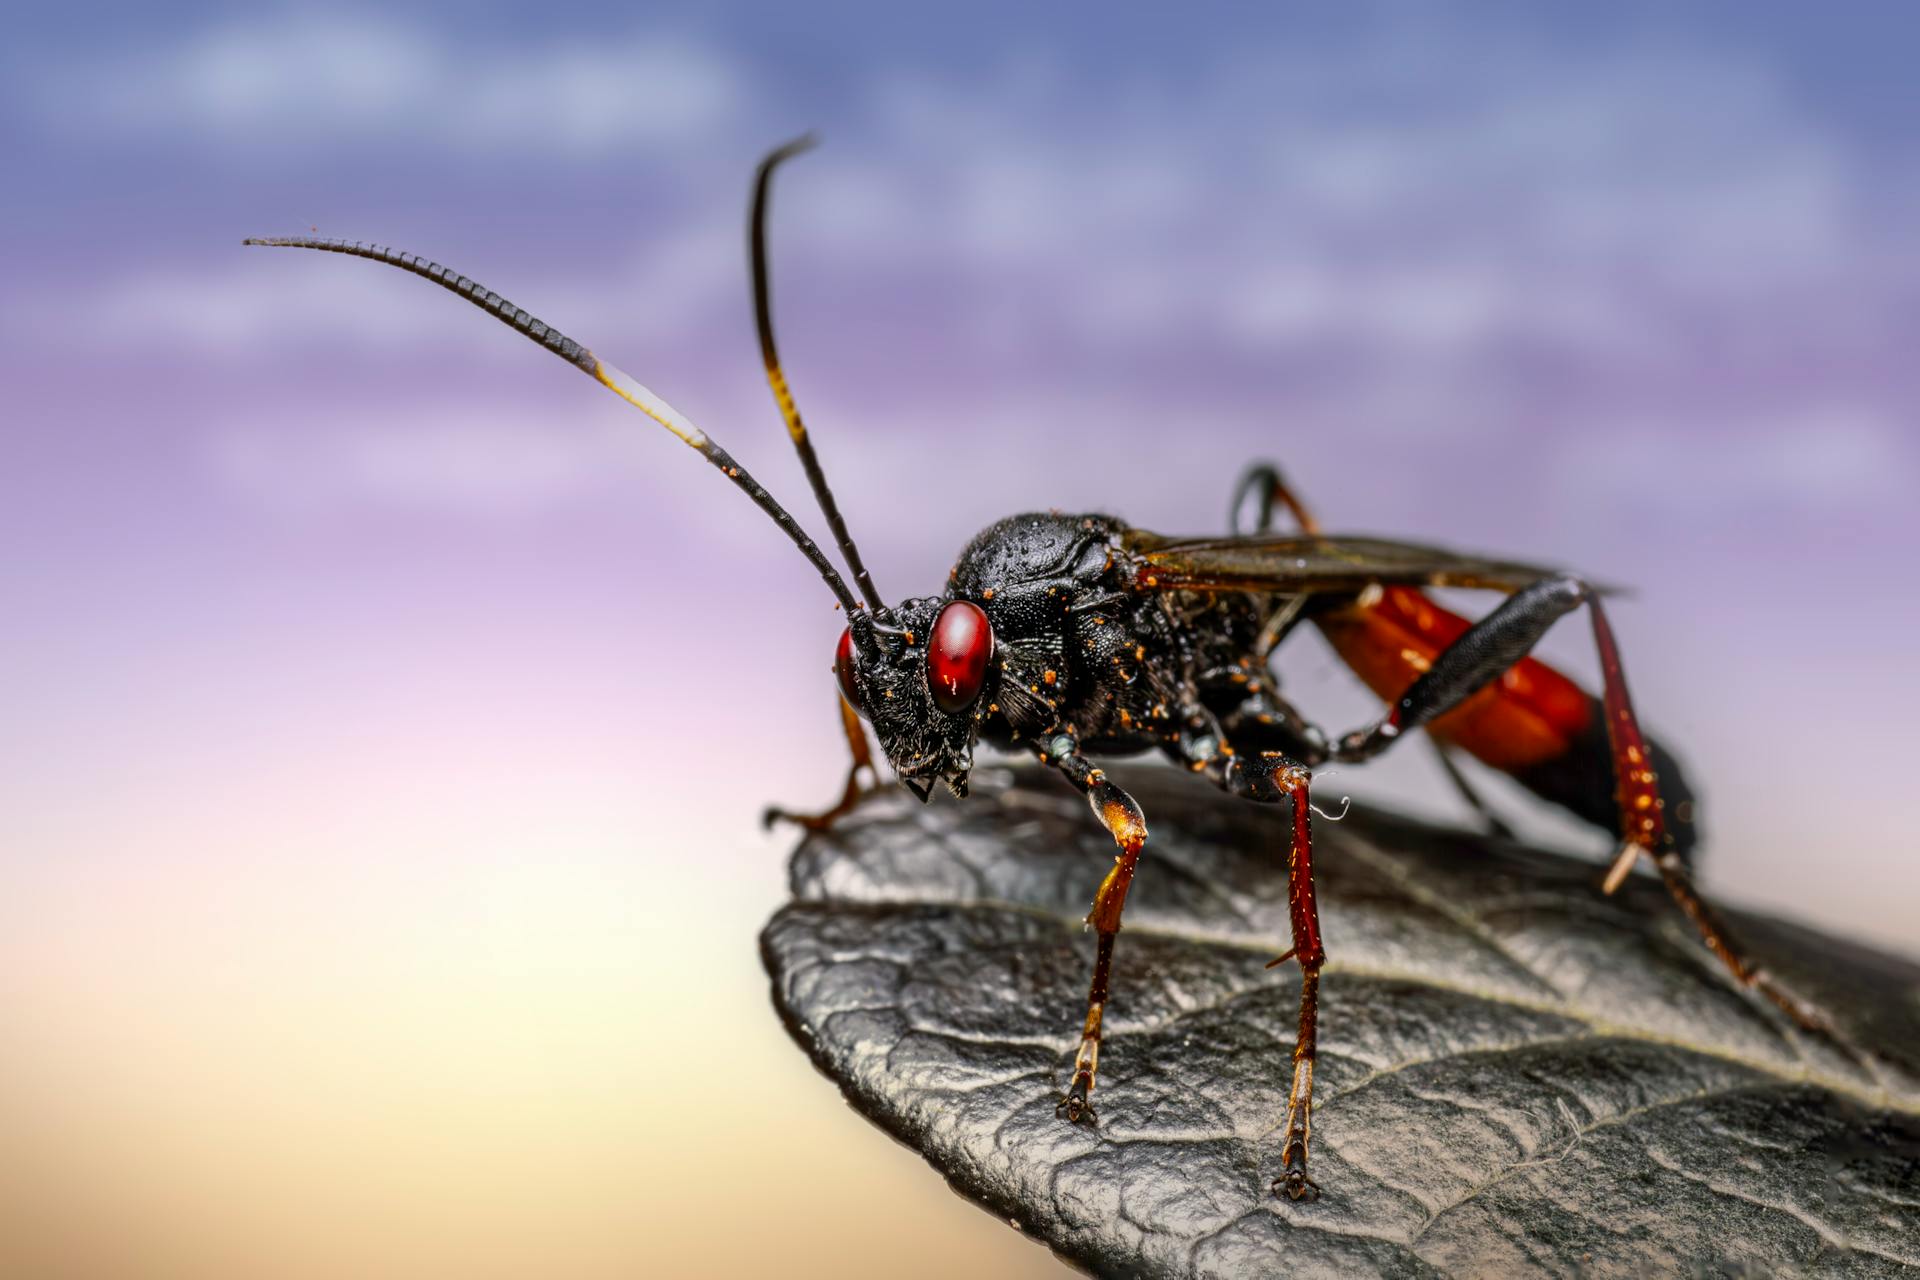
[760,762,1920,1278]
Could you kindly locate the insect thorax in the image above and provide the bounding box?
[948,513,1257,754]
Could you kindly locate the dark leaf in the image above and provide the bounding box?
[761,763,1920,1278]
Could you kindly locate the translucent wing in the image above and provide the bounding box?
[1126,531,1569,596]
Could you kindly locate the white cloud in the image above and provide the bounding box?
[30,17,1920,524]
[27,13,742,155]
[44,221,744,358]
[1547,404,1915,518]
[833,36,1912,374]
[82,259,464,352]
[36,18,1914,381]
[207,409,652,518]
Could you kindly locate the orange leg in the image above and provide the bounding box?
[1043,738,1149,1124]
[763,696,879,833]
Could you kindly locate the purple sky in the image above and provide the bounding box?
[3,5,1917,1276]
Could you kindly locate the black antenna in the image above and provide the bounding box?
[240,235,864,615]
[750,137,884,610]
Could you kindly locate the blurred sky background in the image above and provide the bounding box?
[4,3,1918,1276]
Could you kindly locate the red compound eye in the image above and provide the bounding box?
[833,626,863,714]
[928,600,994,713]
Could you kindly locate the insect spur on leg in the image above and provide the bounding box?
[246,139,1830,1201]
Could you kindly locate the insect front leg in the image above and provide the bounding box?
[1038,734,1149,1126]
[763,695,880,832]
[1332,575,1827,1030]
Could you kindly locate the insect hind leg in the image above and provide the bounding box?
[1331,574,1828,1031]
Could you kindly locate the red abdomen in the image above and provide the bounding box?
[1314,586,1593,770]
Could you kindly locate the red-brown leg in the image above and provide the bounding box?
[1587,600,1827,1029]
[1225,749,1326,1201]
[1332,578,1827,1031]
[763,695,880,832]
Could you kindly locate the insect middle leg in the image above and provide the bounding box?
[1331,575,1825,1029]
[1169,699,1328,1200]
[1231,461,1322,536]
[763,695,880,832]
[1231,462,1549,841]
[1431,740,1517,839]
[1219,745,1327,1201]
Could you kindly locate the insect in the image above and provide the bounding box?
[246,137,1827,1200]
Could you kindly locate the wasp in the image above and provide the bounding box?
[246,138,1827,1200]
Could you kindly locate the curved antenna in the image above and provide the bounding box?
[751,137,884,610]
[241,236,863,615]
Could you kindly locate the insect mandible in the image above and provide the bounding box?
[246,137,1829,1200]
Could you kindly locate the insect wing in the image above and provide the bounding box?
[1127,532,1565,595]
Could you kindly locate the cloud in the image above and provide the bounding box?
[29,14,1920,523]
[45,219,745,359]
[82,259,467,352]
[1547,403,1916,519]
[36,16,1914,381]
[23,13,743,155]
[207,408,652,518]
[847,38,1901,368]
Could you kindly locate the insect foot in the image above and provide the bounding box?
[1273,1143,1321,1203]
[1056,1082,1097,1126]
[1272,1052,1321,1201]
[1273,1095,1320,1201]
[761,801,852,834]
[765,762,1920,1270]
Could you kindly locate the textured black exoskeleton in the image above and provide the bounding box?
[245,138,1828,1200]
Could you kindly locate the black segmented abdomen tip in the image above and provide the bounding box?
[241,236,599,374]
